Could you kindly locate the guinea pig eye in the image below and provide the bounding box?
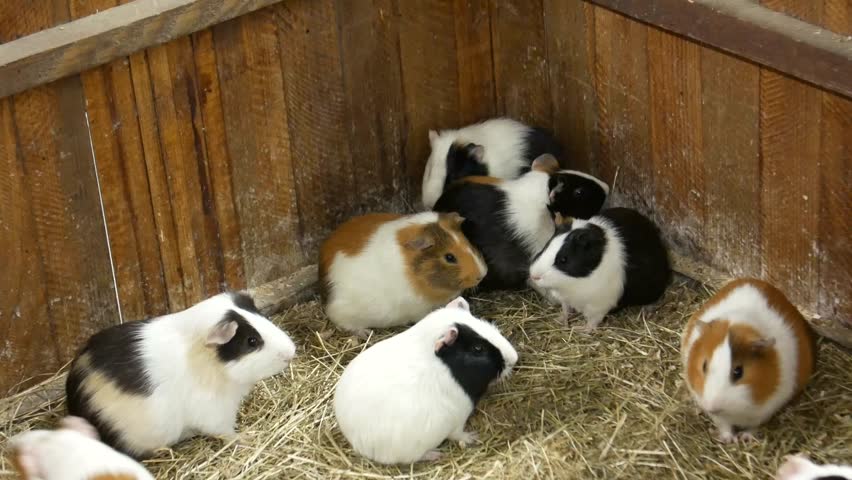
[444,253,457,264]
[731,365,744,382]
[472,343,485,354]
[556,255,568,265]
[247,336,259,348]
[573,187,585,199]
[702,360,707,374]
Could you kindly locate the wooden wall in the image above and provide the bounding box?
[0,0,849,395]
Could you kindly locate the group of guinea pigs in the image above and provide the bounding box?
[6,118,849,480]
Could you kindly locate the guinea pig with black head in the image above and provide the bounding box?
[547,169,610,221]
[334,297,518,464]
[421,117,563,209]
[65,292,297,459]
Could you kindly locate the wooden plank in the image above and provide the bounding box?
[821,0,851,36]
[398,0,460,199]
[454,0,496,125]
[591,7,653,210]
[277,0,354,258]
[336,0,407,210]
[490,0,552,126]
[214,7,303,286]
[584,0,852,99]
[543,1,597,172]
[647,28,705,256]
[700,49,762,276]
[0,0,285,99]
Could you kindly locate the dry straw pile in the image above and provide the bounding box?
[1,279,850,479]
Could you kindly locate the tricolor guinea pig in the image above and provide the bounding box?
[776,454,852,480]
[65,292,297,458]
[333,297,518,464]
[319,212,487,335]
[681,278,816,443]
[7,416,154,480]
[421,117,563,209]
[529,207,671,329]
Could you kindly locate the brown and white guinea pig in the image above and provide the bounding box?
[333,297,518,464]
[421,117,564,209]
[7,416,154,480]
[319,211,487,334]
[681,278,816,443]
[65,292,296,458]
[776,454,852,480]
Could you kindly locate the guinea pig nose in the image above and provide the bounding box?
[531,275,541,282]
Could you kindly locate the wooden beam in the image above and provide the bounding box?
[585,0,852,99]
[0,0,283,99]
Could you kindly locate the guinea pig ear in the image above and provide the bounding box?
[434,325,459,353]
[206,319,238,346]
[404,233,434,251]
[59,416,100,440]
[428,129,439,143]
[446,297,470,311]
[443,211,465,227]
[468,144,485,164]
[531,153,559,174]
[750,336,776,353]
[776,454,814,479]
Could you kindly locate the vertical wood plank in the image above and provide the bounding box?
[455,0,496,125]
[822,0,851,35]
[543,1,597,172]
[336,0,407,210]
[278,0,354,257]
[490,0,551,126]
[398,0,459,198]
[647,28,705,255]
[700,49,761,276]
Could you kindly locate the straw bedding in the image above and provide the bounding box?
[1,278,850,479]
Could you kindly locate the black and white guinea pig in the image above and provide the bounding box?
[334,297,518,465]
[433,154,561,291]
[776,454,852,480]
[65,292,297,458]
[7,416,154,480]
[529,207,671,330]
[421,117,563,209]
[547,170,610,220]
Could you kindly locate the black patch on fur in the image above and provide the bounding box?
[547,172,607,219]
[434,182,531,291]
[523,127,563,169]
[66,369,141,458]
[436,323,505,404]
[814,477,850,480]
[231,291,260,314]
[552,224,606,278]
[410,223,465,292]
[444,142,489,188]
[216,310,265,362]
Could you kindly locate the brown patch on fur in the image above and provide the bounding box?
[397,214,485,303]
[318,213,403,301]
[457,176,503,186]
[8,446,30,480]
[729,323,780,403]
[685,319,730,396]
[89,474,139,480]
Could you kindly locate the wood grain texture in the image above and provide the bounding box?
[397,0,460,199]
[455,0,496,125]
[700,49,761,276]
[648,28,705,256]
[543,1,597,172]
[490,0,552,126]
[0,0,285,99]
[821,0,851,36]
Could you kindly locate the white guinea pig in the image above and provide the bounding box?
[65,292,297,458]
[7,416,154,480]
[776,454,852,480]
[682,278,816,443]
[333,297,518,464]
[421,117,563,209]
[319,211,487,335]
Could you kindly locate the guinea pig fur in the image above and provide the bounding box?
[529,207,671,330]
[7,416,154,480]
[681,278,816,443]
[422,117,563,209]
[65,292,297,458]
[319,211,487,334]
[433,154,561,291]
[547,170,609,220]
[333,297,518,464]
[775,454,852,480]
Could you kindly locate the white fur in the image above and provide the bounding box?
[325,212,487,331]
[422,118,533,209]
[529,216,626,329]
[333,300,517,464]
[682,283,800,439]
[72,293,296,456]
[9,422,154,480]
[498,170,556,257]
[776,454,852,480]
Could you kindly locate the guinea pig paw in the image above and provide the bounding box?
[734,431,759,443]
[418,450,443,463]
[716,429,737,444]
[450,430,480,447]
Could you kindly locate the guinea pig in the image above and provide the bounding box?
[65,292,297,458]
[432,154,558,291]
[529,207,671,330]
[333,297,518,464]
[319,211,487,335]
[547,170,610,220]
[681,278,816,443]
[7,416,154,480]
[421,117,563,209]
[776,454,852,480]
